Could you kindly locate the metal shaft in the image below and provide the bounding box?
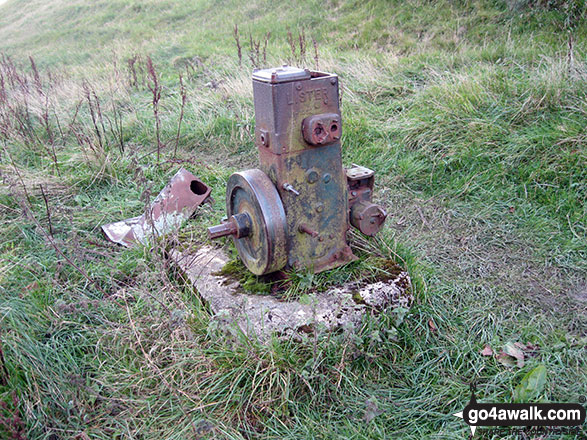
[208,221,237,239]
[208,212,252,240]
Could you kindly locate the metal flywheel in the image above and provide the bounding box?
[208,169,287,275]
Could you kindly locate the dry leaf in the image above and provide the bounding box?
[24,281,39,291]
[503,342,525,368]
[363,397,383,422]
[480,344,493,356]
[496,351,517,368]
[428,318,437,333]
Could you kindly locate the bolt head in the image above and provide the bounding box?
[306,169,319,184]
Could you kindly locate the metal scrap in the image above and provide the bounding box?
[102,168,211,247]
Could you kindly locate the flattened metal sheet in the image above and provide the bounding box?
[102,168,211,247]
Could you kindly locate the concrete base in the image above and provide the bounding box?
[170,246,413,341]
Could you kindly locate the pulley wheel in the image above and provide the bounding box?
[226,169,287,275]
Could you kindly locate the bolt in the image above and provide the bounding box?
[296,83,302,90]
[323,174,331,183]
[330,78,336,85]
[351,191,357,197]
[282,183,300,196]
[307,169,319,184]
[298,224,318,237]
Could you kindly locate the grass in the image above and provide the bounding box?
[0,0,586,438]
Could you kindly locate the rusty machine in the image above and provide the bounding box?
[208,66,386,275]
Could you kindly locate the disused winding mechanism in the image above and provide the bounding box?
[208,66,387,275]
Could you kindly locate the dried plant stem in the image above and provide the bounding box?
[313,37,319,70]
[233,24,242,66]
[83,80,104,153]
[263,32,270,64]
[174,73,186,159]
[39,184,54,237]
[146,56,162,164]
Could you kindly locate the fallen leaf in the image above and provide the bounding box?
[428,318,438,333]
[363,397,383,422]
[392,307,408,326]
[24,281,39,291]
[480,344,493,356]
[503,342,525,368]
[496,351,517,368]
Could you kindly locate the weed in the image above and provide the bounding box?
[248,32,262,69]
[169,74,186,162]
[0,391,26,440]
[233,24,242,67]
[146,56,163,164]
[312,37,319,70]
[287,29,309,66]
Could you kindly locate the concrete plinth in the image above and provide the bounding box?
[170,246,412,341]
